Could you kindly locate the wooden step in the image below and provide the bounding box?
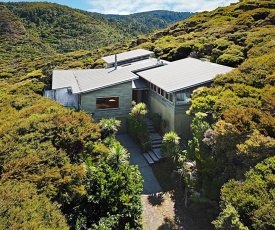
[153,148,163,159]
[143,153,154,165]
[152,142,162,148]
[151,139,162,144]
[148,151,159,162]
[150,133,162,141]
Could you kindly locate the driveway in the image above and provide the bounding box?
[116,134,162,194]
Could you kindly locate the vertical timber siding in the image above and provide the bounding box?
[147,89,193,140]
[175,105,193,141]
[147,90,175,133]
[80,82,132,133]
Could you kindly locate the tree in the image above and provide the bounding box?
[0,180,69,230]
[127,102,150,150]
[106,143,129,168]
[161,131,181,162]
[183,113,228,201]
[218,156,275,229]
[99,117,121,139]
[130,102,148,119]
[74,155,143,229]
[212,202,248,230]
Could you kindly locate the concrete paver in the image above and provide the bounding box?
[116,134,162,195]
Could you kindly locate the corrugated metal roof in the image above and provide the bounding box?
[52,70,80,92]
[138,58,234,93]
[101,49,154,64]
[52,58,161,94]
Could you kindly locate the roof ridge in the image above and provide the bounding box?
[72,71,82,92]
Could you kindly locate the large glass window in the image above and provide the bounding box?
[176,91,191,104]
[96,97,119,109]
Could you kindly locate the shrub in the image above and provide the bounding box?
[151,113,162,132]
[127,114,150,151]
[217,53,244,67]
[161,131,181,161]
[127,103,150,151]
[0,72,13,79]
[99,117,121,139]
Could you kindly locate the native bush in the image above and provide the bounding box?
[151,113,162,132]
[99,117,121,139]
[161,131,181,162]
[126,103,150,151]
[218,156,275,229]
[0,180,69,230]
[127,113,150,151]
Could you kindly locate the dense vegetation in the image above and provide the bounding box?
[0,93,143,229]
[101,10,194,36]
[142,0,274,228]
[0,2,192,59]
[128,0,275,228]
[0,0,274,229]
[126,102,150,151]
[131,0,275,67]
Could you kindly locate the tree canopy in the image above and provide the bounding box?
[0,0,274,229]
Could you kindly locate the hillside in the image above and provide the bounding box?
[100,10,194,36]
[0,2,193,59]
[130,0,275,66]
[0,0,275,229]
[129,0,274,228]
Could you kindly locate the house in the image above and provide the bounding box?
[45,49,233,138]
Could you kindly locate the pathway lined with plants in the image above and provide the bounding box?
[116,134,178,229]
[116,134,162,194]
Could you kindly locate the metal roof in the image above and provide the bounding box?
[137,58,234,93]
[52,58,161,94]
[101,49,154,65]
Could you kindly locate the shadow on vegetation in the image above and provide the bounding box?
[157,217,177,230]
[147,192,165,206]
[151,159,214,230]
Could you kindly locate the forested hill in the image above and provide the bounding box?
[0,0,275,229]
[130,0,275,66]
[98,10,194,35]
[0,2,193,59]
[129,0,274,229]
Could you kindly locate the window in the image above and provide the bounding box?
[157,87,161,94]
[169,94,173,102]
[96,97,119,109]
[176,91,191,104]
[161,89,164,97]
[165,92,173,102]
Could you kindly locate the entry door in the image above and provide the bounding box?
[132,90,142,103]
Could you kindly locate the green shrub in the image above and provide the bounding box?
[152,113,162,132]
[127,103,150,151]
[127,114,150,151]
[217,53,244,67]
[0,72,13,79]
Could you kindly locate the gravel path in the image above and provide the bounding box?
[142,193,177,230]
[116,134,162,194]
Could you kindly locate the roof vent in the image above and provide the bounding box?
[114,54,118,70]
